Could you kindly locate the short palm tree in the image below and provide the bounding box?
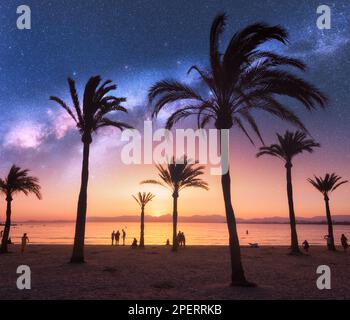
[148,14,327,286]
[308,173,348,251]
[257,131,320,254]
[132,192,155,247]
[50,75,132,263]
[141,157,208,251]
[0,165,41,253]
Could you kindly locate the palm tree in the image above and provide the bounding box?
[308,173,348,251]
[132,192,155,247]
[141,157,208,251]
[147,14,327,286]
[50,76,132,263]
[0,165,41,253]
[256,131,320,254]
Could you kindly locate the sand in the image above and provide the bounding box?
[0,245,349,299]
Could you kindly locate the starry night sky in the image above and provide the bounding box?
[0,0,349,219]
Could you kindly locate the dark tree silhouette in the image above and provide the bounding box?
[141,157,208,251]
[308,173,348,251]
[132,192,155,247]
[0,165,41,253]
[257,131,320,254]
[147,14,327,286]
[50,76,132,263]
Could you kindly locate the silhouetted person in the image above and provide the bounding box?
[122,229,126,246]
[302,240,310,252]
[21,233,29,253]
[111,230,115,245]
[7,237,13,244]
[178,231,186,246]
[115,230,120,245]
[131,238,138,248]
[341,234,348,251]
[166,239,170,246]
[246,230,249,235]
[177,231,182,246]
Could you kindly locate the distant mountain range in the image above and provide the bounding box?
[87,214,350,224]
[14,214,350,224]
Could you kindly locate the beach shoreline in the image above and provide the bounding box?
[0,245,349,300]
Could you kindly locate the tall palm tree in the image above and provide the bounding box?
[308,173,348,251]
[0,165,41,253]
[256,131,320,254]
[50,76,132,263]
[148,14,327,286]
[132,192,155,247]
[141,157,208,251]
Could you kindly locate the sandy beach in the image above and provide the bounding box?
[0,245,349,300]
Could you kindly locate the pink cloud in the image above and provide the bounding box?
[47,109,76,139]
[3,121,48,149]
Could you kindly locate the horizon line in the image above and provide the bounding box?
[6,213,350,224]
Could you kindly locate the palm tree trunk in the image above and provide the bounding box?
[324,195,336,251]
[221,170,249,286]
[0,197,12,254]
[285,162,300,254]
[172,192,178,252]
[70,141,90,263]
[140,206,145,247]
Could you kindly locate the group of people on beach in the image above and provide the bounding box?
[177,231,186,246]
[111,229,126,246]
[110,229,187,248]
[165,231,186,247]
[302,234,349,252]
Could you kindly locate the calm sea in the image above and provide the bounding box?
[5,222,350,246]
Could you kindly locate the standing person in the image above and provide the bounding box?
[302,240,310,252]
[115,230,120,245]
[341,234,348,251]
[177,231,182,246]
[324,235,333,249]
[21,233,29,253]
[182,232,186,247]
[122,229,126,246]
[111,231,115,245]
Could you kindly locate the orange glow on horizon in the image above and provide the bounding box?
[2,129,349,223]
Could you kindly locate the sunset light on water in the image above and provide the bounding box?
[6,222,350,246]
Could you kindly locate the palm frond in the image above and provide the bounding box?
[68,78,83,124]
[147,14,327,146]
[308,173,347,196]
[143,157,208,194]
[2,165,42,199]
[141,179,166,188]
[49,96,78,124]
[257,130,319,162]
[95,118,133,131]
